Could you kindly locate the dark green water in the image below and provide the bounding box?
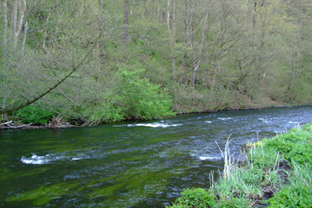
[1,106,312,207]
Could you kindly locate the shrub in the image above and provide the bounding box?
[166,188,215,208]
[10,104,56,125]
[114,68,174,120]
[268,185,312,207]
[286,143,312,166]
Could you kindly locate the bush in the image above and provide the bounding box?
[286,143,312,166]
[76,68,174,123]
[268,185,312,207]
[113,68,174,120]
[166,188,215,208]
[10,104,56,125]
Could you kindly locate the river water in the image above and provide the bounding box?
[1,106,312,207]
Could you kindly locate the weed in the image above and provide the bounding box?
[166,188,215,208]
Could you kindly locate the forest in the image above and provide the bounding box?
[1,0,312,125]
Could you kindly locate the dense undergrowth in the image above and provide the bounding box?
[167,123,312,208]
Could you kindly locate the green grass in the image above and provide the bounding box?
[167,123,312,208]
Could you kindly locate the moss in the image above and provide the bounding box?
[7,182,78,206]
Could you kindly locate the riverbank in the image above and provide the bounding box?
[167,123,312,207]
[1,104,308,130]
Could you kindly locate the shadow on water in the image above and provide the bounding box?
[0,106,312,207]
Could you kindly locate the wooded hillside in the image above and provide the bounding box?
[1,0,312,125]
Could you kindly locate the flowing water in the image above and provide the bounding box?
[1,106,312,207]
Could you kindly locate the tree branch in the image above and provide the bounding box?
[0,33,102,115]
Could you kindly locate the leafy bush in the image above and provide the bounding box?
[11,104,56,125]
[114,68,174,120]
[263,139,293,154]
[286,143,312,166]
[76,68,174,123]
[268,185,312,207]
[166,188,215,208]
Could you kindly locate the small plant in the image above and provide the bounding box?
[166,188,215,208]
[215,197,249,208]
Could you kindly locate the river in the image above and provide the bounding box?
[1,106,312,207]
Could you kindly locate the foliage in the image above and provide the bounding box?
[10,104,56,125]
[263,126,312,165]
[114,68,174,120]
[170,124,312,207]
[268,164,312,207]
[74,68,174,124]
[268,185,312,208]
[166,188,215,208]
[1,0,312,124]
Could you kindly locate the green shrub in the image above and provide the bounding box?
[268,185,312,208]
[10,104,56,125]
[114,68,174,120]
[263,139,293,154]
[286,143,312,166]
[166,188,215,208]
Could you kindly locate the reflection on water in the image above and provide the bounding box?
[1,106,312,207]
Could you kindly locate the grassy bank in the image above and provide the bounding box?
[167,123,312,208]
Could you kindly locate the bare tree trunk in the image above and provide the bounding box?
[21,21,28,52]
[42,10,51,49]
[123,0,129,50]
[180,0,190,85]
[167,0,171,30]
[17,0,26,38]
[3,0,8,49]
[98,0,105,70]
[13,0,18,48]
[12,0,27,49]
[172,0,176,81]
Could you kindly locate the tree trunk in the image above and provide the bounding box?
[21,21,28,52]
[12,0,27,49]
[167,0,171,30]
[3,0,8,49]
[123,0,129,51]
[13,0,18,48]
[98,0,105,70]
[42,10,51,49]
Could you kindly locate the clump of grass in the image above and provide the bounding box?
[167,123,312,208]
[166,188,215,208]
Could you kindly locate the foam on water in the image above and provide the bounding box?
[21,153,88,165]
[21,154,61,165]
[205,121,212,124]
[199,156,223,161]
[124,122,182,128]
[218,117,231,121]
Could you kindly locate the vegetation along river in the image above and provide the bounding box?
[1,106,312,208]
